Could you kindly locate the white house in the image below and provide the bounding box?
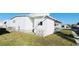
[54,20,62,32]
[4,13,61,36]
[0,21,6,28]
[31,15,55,36]
[62,24,71,29]
[0,21,3,28]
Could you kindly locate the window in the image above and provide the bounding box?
[4,22,7,24]
[38,21,43,26]
[54,24,56,26]
[62,25,64,27]
[55,23,58,26]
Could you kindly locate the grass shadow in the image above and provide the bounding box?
[0,28,10,35]
[55,32,76,44]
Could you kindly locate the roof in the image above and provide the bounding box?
[10,15,29,20]
[10,15,62,23]
[29,13,49,17]
[45,16,62,23]
[54,20,62,23]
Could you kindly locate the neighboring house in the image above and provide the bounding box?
[62,24,71,29]
[4,13,61,36]
[54,20,62,32]
[71,23,79,31]
[71,22,79,29]
[76,25,79,27]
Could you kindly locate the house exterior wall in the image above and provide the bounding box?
[6,17,33,33]
[0,22,4,28]
[34,17,54,36]
[33,17,46,36]
[44,18,54,36]
[54,22,62,32]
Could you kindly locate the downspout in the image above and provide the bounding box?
[30,17,35,33]
[32,18,34,33]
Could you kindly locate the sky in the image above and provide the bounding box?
[0,13,79,24]
[0,13,28,21]
[50,13,79,24]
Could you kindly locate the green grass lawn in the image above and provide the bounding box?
[0,30,76,46]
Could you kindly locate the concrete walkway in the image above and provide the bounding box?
[72,31,79,45]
